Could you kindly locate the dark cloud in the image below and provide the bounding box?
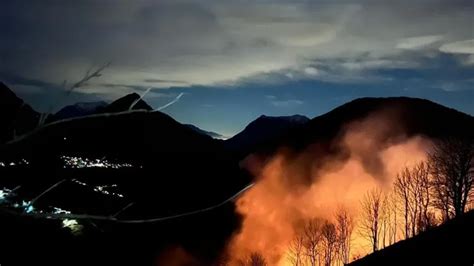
[0,72,58,90]
[0,0,472,99]
[143,79,188,84]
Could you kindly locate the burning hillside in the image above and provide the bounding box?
[226,109,432,265]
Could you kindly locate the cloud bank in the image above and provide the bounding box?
[1,0,473,98]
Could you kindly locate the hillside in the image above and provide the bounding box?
[185,124,226,139]
[349,210,474,266]
[0,82,39,143]
[224,114,310,157]
[100,92,153,113]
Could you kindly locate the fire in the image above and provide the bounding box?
[226,111,431,265]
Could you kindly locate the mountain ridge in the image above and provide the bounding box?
[224,114,310,157]
[185,124,227,139]
[54,101,108,120]
[100,92,153,113]
[0,82,40,143]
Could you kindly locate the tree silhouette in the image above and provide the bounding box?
[394,162,433,238]
[429,138,474,220]
[394,167,412,239]
[321,221,337,266]
[288,235,305,266]
[412,162,434,233]
[303,218,324,266]
[335,207,354,265]
[359,188,384,252]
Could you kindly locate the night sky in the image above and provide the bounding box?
[1,0,473,137]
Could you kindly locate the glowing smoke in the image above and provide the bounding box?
[226,109,432,265]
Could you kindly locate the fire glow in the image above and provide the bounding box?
[226,111,431,265]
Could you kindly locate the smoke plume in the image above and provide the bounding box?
[226,109,431,265]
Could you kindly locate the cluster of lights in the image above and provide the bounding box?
[52,206,71,214]
[60,156,134,169]
[93,184,124,198]
[0,189,83,235]
[62,219,83,235]
[0,188,12,202]
[1,177,127,235]
[72,179,125,198]
[0,188,31,213]
[12,200,34,213]
[54,207,82,235]
[0,159,30,168]
[72,179,87,186]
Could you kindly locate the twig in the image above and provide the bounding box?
[129,87,152,110]
[154,93,184,111]
[36,62,111,128]
[67,62,111,96]
[29,179,67,206]
[112,202,134,218]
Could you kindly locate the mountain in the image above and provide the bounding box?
[53,93,152,121]
[0,108,249,218]
[54,101,108,120]
[100,93,153,113]
[224,114,310,157]
[185,124,226,139]
[0,88,248,265]
[0,82,39,143]
[249,97,474,156]
[0,107,249,264]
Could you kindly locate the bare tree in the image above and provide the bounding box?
[303,218,323,266]
[380,194,390,249]
[359,188,384,252]
[321,221,337,266]
[335,207,354,265]
[381,191,398,246]
[394,167,412,239]
[288,235,305,266]
[393,162,434,238]
[412,162,434,232]
[429,138,474,220]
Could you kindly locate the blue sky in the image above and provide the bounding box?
[1,0,473,136]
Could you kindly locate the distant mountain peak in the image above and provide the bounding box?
[54,101,108,120]
[224,114,310,155]
[185,124,227,139]
[101,93,153,113]
[256,114,309,123]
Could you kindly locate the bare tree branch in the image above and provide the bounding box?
[359,188,384,252]
[29,179,67,206]
[429,138,474,220]
[112,202,134,218]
